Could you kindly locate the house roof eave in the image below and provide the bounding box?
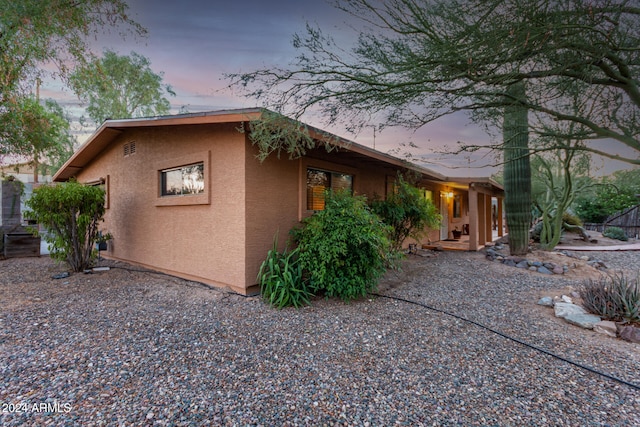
[53,126,123,182]
[441,176,504,195]
[53,108,491,187]
[53,109,265,182]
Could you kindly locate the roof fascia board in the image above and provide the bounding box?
[53,108,494,187]
[103,109,263,129]
[53,109,264,182]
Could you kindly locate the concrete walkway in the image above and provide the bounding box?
[554,242,640,251]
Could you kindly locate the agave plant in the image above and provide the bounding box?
[580,272,640,324]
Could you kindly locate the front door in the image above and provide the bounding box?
[440,192,449,240]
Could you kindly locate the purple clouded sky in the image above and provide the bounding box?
[112,0,350,111]
[35,0,496,176]
[43,0,635,177]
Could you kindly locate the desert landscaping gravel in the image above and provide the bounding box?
[1,248,639,426]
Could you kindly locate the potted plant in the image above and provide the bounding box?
[96,231,112,251]
[452,227,462,240]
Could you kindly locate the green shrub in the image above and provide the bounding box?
[602,226,628,241]
[573,198,609,223]
[292,190,394,302]
[370,174,441,251]
[580,272,640,323]
[25,180,106,272]
[257,236,310,309]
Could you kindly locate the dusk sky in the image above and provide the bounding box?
[42,0,636,177]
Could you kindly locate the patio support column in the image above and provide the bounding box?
[478,192,487,246]
[497,197,504,237]
[484,194,492,244]
[468,185,479,250]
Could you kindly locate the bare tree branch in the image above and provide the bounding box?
[227,0,640,164]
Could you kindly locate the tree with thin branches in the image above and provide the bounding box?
[228,0,640,165]
[228,0,640,254]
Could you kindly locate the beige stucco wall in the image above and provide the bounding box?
[75,122,470,295]
[242,147,405,294]
[77,124,249,292]
[243,146,301,294]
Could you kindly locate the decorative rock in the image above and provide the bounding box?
[561,295,573,304]
[619,325,640,344]
[416,249,436,258]
[503,259,517,267]
[593,321,618,338]
[587,260,607,270]
[537,266,553,275]
[564,313,601,329]
[485,246,611,277]
[554,302,587,318]
[537,296,554,306]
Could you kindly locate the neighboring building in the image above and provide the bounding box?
[0,161,54,184]
[0,162,53,223]
[53,108,503,295]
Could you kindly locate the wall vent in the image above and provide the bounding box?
[124,141,136,157]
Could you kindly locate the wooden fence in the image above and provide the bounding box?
[585,205,640,239]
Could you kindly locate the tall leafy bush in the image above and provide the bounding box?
[370,174,441,251]
[574,169,640,223]
[25,180,106,272]
[292,190,393,302]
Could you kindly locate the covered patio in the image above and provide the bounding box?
[420,177,504,252]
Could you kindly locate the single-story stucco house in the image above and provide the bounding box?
[53,108,503,295]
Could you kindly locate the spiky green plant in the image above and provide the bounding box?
[257,235,311,309]
[580,272,640,324]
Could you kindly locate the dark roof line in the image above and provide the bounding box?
[53,108,502,190]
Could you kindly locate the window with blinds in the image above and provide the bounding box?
[306,168,353,210]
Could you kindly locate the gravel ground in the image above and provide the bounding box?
[1,250,639,426]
